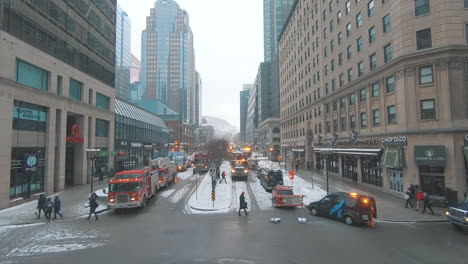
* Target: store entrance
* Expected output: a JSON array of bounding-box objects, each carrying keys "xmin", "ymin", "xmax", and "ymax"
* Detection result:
[{"xmin": 65, "ymin": 145, "xmax": 75, "ymax": 185}]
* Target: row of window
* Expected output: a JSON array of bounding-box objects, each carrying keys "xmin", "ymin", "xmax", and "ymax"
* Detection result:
[{"xmin": 16, "ymin": 60, "xmax": 111, "ymax": 110}]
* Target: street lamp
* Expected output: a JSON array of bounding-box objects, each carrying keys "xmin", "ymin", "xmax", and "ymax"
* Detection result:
[
  {"xmin": 86, "ymin": 148, "xmax": 100, "ymax": 195},
  {"xmin": 323, "ymin": 148, "xmax": 333, "ymax": 194}
]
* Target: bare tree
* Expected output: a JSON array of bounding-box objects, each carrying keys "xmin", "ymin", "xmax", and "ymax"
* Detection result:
[{"xmin": 203, "ymin": 139, "xmax": 229, "ymax": 166}]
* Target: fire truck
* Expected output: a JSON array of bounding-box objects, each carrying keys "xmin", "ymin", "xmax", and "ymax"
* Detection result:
[
  {"xmin": 193, "ymin": 152, "xmax": 210, "ymax": 173},
  {"xmin": 107, "ymin": 168, "xmax": 158, "ymax": 209},
  {"xmin": 150, "ymin": 157, "xmax": 177, "ymax": 188}
]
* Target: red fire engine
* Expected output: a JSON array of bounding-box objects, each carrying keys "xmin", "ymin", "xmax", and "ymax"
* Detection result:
[{"xmin": 150, "ymin": 157, "xmax": 177, "ymax": 189}]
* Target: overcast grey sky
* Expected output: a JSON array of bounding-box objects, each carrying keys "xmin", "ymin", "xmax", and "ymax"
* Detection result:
[{"xmin": 118, "ymin": 0, "xmax": 263, "ymax": 130}]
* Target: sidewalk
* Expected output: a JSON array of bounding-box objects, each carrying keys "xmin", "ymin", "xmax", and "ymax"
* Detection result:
[
  {"xmin": 0, "ymin": 179, "xmax": 109, "ymax": 226},
  {"xmin": 293, "ymin": 167, "xmax": 447, "ymax": 222}
]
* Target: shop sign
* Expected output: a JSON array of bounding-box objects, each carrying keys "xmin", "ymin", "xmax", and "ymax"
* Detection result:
[
  {"xmin": 98, "ymin": 151, "xmax": 109, "ymax": 157},
  {"xmin": 131, "ymin": 142, "xmax": 142, "ymax": 148},
  {"xmin": 144, "ymin": 145, "xmax": 153, "ymax": 149},
  {"xmin": 120, "ymin": 141, "xmax": 128, "ymax": 146},
  {"xmin": 66, "ymin": 124, "xmax": 84, "ymax": 143},
  {"xmin": 382, "ymin": 136, "xmax": 408, "ymax": 146},
  {"xmin": 24, "ymin": 154, "xmax": 38, "ymax": 172},
  {"xmin": 414, "ymin": 145, "xmax": 446, "ymax": 166},
  {"xmin": 13, "ymin": 106, "xmax": 47, "ymax": 122}
]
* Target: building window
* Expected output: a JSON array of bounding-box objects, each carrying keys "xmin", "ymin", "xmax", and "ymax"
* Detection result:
[
  {"xmin": 96, "ymin": 118, "xmax": 109, "ymax": 137},
  {"xmin": 338, "ymin": 32, "xmax": 343, "ymax": 44},
  {"xmin": 324, "ymin": 46, "xmax": 328, "ymax": 57},
  {"xmin": 337, "ymin": 11, "xmax": 342, "ymax": 23},
  {"xmin": 465, "ymin": 0, "xmax": 468, "ymax": 8},
  {"xmin": 341, "ymin": 117, "xmax": 347, "ymax": 131},
  {"xmin": 325, "ymin": 65, "xmax": 329, "ymax": 75},
  {"xmin": 369, "ymin": 53, "xmax": 377, "ymax": 70},
  {"xmin": 360, "ymin": 112, "xmax": 368, "ymax": 128},
  {"xmin": 338, "ymin": 53, "xmax": 343, "ymax": 65},
  {"xmin": 347, "ymin": 45, "xmax": 353, "ymax": 59},
  {"xmin": 329, "ymin": 0, "xmax": 334, "ymax": 12},
  {"xmin": 333, "ymin": 100, "xmax": 338, "ymax": 111},
  {"xmin": 341, "ymin": 96, "xmax": 346, "ymax": 108},
  {"xmin": 367, "ymin": 0, "xmax": 375, "ymax": 16},
  {"xmin": 386, "ymin": 75, "xmax": 395, "ymax": 92},
  {"xmin": 324, "ymin": 28, "xmax": 328, "ymax": 39},
  {"xmin": 373, "ymin": 109, "xmax": 381, "ymax": 125},
  {"xmin": 331, "ymin": 39, "xmax": 335, "ymax": 52},
  {"xmin": 348, "ymin": 68, "xmax": 353, "ymax": 82},
  {"xmin": 383, "ymin": 14, "xmax": 391, "ymax": 33},
  {"xmin": 371, "ymin": 82, "xmax": 379, "ymax": 97},
  {"xmin": 326, "ymin": 103, "xmax": 330, "ymax": 113},
  {"xmin": 360, "ymin": 87, "xmax": 367, "ymax": 102},
  {"xmin": 331, "ymin": 59, "xmax": 336, "ymax": 71},
  {"xmin": 384, "ymin": 43, "xmax": 393, "ymax": 62},
  {"xmin": 419, "ymin": 65, "xmax": 433, "ymax": 84},
  {"xmin": 96, "ymin": 92, "xmax": 110, "ymax": 110},
  {"xmin": 349, "ymin": 92, "xmax": 356, "ymax": 105},
  {"xmin": 16, "ymin": 60, "xmax": 49, "ymax": 91},
  {"xmin": 416, "ymin": 28, "xmax": 432, "ymax": 50},
  {"xmin": 69, "ymin": 78, "xmax": 83, "ymax": 101},
  {"xmin": 323, "ymin": 10, "xmax": 327, "ymax": 21},
  {"xmin": 339, "ymin": 73, "xmax": 344, "ymax": 87},
  {"xmin": 356, "ymin": 12, "xmax": 363, "ymax": 27},
  {"xmin": 12, "ymin": 100, "xmax": 48, "ymax": 132},
  {"xmin": 357, "ymin": 37, "xmax": 363, "ymax": 52},
  {"xmin": 326, "ymin": 121, "xmax": 331, "ymax": 133},
  {"xmin": 330, "ymin": 20, "xmax": 335, "ymax": 32},
  {"xmin": 346, "ymin": 23, "xmax": 352, "ymax": 37},
  {"xmin": 415, "ymin": 0, "xmax": 430, "ymax": 16},
  {"xmin": 369, "ymin": 26, "xmax": 376, "ymax": 43},
  {"xmin": 333, "ymin": 119, "xmax": 339, "ymax": 131},
  {"xmin": 465, "ymin": 24, "xmax": 468, "ymax": 44},
  {"xmin": 57, "ymin": 75, "xmax": 63, "ymax": 95},
  {"xmin": 346, "ymin": 0, "xmax": 351, "ymax": 14},
  {"xmin": 350, "ymin": 115, "xmax": 356, "ymax": 129},
  {"xmin": 421, "ymin": 99, "xmax": 436, "ymax": 120},
  {"xmin": 387, "ymin": 105, "xmax": 397, "ymax": 123},
  {"xmin": 332, "ymin": 78, "xmax": 337, "ymax": 90},
  {"xmin": 358, "ymin": 61, "xmax": 364, "ymax": 76}
]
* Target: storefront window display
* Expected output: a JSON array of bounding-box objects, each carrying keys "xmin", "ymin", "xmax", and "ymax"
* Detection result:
[
  {"xmin": 361, "ymin": 157, "xmax": 383, "ymax": 187},
  {"xmin": 342, "ymin": 156, "xmax": 357, "ymax": 180},
  {"xmin": 10, "ymin": 148, "xmax": 46, "ymax": 199},
  {"xmin": 389, "ymin": 169, "xmax": 404, "ymax": 193}
]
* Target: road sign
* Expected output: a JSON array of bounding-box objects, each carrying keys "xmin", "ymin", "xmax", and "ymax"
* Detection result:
[{"xmin": 211, "ymin": 190, "xmax": 216, "ymax": 201}]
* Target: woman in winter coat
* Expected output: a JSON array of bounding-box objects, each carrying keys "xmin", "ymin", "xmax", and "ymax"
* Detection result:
[
  {"xmin": 53, "ymin": 196, "xmax": 63, "ymax": 219},
  {"xmin": 44, "ymin": 197, "xmax": 54, "ymax": 221}
]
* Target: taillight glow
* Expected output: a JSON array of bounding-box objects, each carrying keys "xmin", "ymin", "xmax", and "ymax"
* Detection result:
[{"xmin": 362, "ymin": 199, "xmax": 369, "ymax": 204}]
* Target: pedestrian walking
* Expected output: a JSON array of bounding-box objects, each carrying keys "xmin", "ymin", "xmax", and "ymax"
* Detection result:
[
  {"xmin": 238, "ymin": 192, "xmax": 248, "ymax": 216},
  {"xmin": 404, "ymin": 185, "xmax": 414, "ymax": 209},
  {"xmin": 422, "ymin": 192, "xmax": 434, "ymax": 214},
  {"xmin": 219, "ymin": 170, "xmax": 227, "ymax": 183},
  {"xmin": 44, "ymin": 197, "xmax": 54, "ymax": 221},
  {"xmin": 352, "ymin": 173, "xmax": 358, "ymax": 184},
  {"xmin": 295, "ymin": 160, "xmax": 299, "ymax": 171},
  {"xmin": 87, "ymin": 193, "xmax": 99, "ymax": 220},
  {"xmin": 36, "ymin": 194, "xmax": 46, "ymax": 219},
  {"xmin": 416, "ymin": 188, "xmax": 424, "ymax": 211},
  {"xmin": 216, "ymin": 169, "xmax": 221, "ymax": 182},
  {"xmin": 98, "ymin": 168, "xmax": 104, "ymax": 184},
  {"xmin": 53, "ymin": 196, "xmax": 63, "ymax": 219}
]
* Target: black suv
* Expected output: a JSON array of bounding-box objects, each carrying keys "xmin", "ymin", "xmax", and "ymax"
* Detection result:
[
  {"xmin": 258, "ymin": 168, "xmax": 283, "ymax": 192},
  {"xmin": 446, "ymin": 196, "xmax": 468, "ymax": 230},
  {"xmin": 307, "ymin": 192, "xmax": 377, "ymax": 226}
]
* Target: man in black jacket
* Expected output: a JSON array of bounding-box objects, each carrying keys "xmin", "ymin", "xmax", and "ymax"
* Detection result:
[
  {"xmin": 53, "ymin": 196, "xmax": 63, "ymax": 219},
  {"xmin": 36, "ymin": 194, "xmax": 46, "ymax": 219},
  {"xmin": 87, "ymin": 193, "xmax": 99, "ymax": 220},
  {"xmin": 238, "ymin": 192, "xmax": 248, "ymax": 216}
]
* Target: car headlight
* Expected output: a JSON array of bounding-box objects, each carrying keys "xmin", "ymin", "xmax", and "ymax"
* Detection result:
[
  {"xmin": 109, "ymin": 198, "xmax": 115, "ymax": 203},
  {"xmin": 130, "ymin": 197, "xmax": 136, "ymax": 201},
  {"xmin": 244, "ymin": 170, "xmax": 248, "ymax": 173},
  {"xmin": 445, "ymin": 211, "xmax": 449, "ymax": 216}
]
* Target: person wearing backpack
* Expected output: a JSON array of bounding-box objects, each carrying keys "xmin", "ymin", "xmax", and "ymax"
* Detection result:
[
  {"xmin": 53, "ymin": 196, "xmax": 63, "ymax": 219},
  {"xmin": 87, "ymin": 193, "xmax": 99, "ymax": 220},
  {"xmin": 45, "ymin": 197, "xmax": 54, "ymax": 221},
  {"xmin": 36, "ymin": 194, "xmax": 46, "ymax": 219}
]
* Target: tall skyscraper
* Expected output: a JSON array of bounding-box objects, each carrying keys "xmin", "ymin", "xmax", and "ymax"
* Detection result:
[
  {"xmin": 195, "ymin": 72, "xmax": 202, "ymax": 126},
  {"xmin": 240, "ymin": 84, "xmax": 252, "ymax": 143},
  {"xmin": 263, "ymin": 0, "xmax": 295, "ymax": 62},
  {"xmin": 141, "ymin": 0, "xmax": 196, "ymax": 123},
  {"xmin": 0, "ymin": 0, "xmax": 116, "ymax": 208},
  {"xmin": 130, "ymin": 54, "xmax": 143, "ymax": 100},
  {"xmin": 115, "ymin": 4, "xmax": 132, "ymax": 100}
]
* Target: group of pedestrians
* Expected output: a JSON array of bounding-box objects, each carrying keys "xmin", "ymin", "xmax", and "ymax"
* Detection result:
[
  {"xmin": 36, "ymin": 194, "xmax": 63, "ymax": 221},
  {"xmin": 405, "ymin": 184, "xmax": 434, "ymax": 214}
]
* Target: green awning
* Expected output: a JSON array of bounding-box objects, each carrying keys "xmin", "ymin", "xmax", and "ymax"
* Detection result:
[{"xmin": 383, "ymin": 147, "xmax": 399, "ymax": 168}]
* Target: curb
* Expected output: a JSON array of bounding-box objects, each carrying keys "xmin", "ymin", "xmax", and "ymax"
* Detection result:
[
  {"xmin": 189, "ymin": 205, "xmax": 232, "ymax": 212},
  {"xmin": 375, "ymin": 219, "xmax": 449, "ymax": 223}
]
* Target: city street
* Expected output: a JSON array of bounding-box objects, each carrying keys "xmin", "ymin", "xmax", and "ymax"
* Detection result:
[{"xmin": 1, "ymin": 168, "xmax": 466, "ymax": 264}]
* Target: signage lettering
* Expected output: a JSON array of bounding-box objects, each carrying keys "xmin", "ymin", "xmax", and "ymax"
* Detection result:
[
  {"xmin": 382, "ymin": 136, "xmax": 408, "ymax": 145},
  {"xmin": 24, "ymin": 154, "xmax": 38, "ymax": 172},
  {"xmin": 131, "ymin": 142, "xmax": 142, "ymax": 148},
  {"xmin": 66, "ymin": 124, "xmax": 84, "ymax": 143}
]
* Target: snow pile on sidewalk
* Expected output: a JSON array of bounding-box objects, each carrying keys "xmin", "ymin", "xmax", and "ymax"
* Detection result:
[
  {"xmin": 284, "ymin": 173, "xmax": 327, "ymax": 205},
  {"xmin": 258, "ymin": 160, "xmax": 281, "ymax": 170},
  {"xmin": 188, "ymin": 162, "xmax": 232, "ymax": 213},
  {"xmin": 177, "ymin": 168, "xmax": 195, "ymax": 180}
]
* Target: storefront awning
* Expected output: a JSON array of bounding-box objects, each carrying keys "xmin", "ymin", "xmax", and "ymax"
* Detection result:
[
  {"xmin": 383, "ymin": 147, "xmax": 399, "ymax": 168},
  {"xmin": 115, "ymin": 99, "xmax": 168, "ymax": 130},
  {"xmin": 414, "ymin": 145, "xmax": 446, "ymax": 166},
  {"xmin": 313, "ymin": 148, "xmax": 382, "ymax": 156}
]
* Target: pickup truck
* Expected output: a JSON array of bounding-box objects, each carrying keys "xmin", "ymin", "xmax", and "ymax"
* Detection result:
[
  {"xmin": 446, "ymin": 196, "xmax": 468, "ymax": 230},
  {"xmin": 272, "ymin": 185, "xmax": 305, "ymax": 208}
]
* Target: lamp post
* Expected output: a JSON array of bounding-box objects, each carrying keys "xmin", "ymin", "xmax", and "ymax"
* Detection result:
[
  {"xmin": 323, "ymin": 147, "xmax": 333, "ymax": 194},
  {"xmin": 86, "ymin": 148, "xmax": 100, "ymax": 195}
]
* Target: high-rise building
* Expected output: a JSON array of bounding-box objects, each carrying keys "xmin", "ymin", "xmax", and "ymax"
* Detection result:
[
  {"xmin": 195, "ymin": 72, "xmax": 202, "ymax": 126},
  {"xmin": 246, "ymin": 82, "xmax": 258, "ymax": 145},
  {"xmin": 279, "ymin": 0, "xmax": 468, "ymax": 200},
  {"xmin": 141, "ymin": 0, "xmax": 196, "ymax": 123},
  {"xmin": 115, "ymin": 4, "xmax": 132, "ymax": 100},
  {"xmin": 130, "ymin": 54, "xmax": 143, "ymax": 100},
  {"xmin": 264, "ymin": 0, "xmax": 295, "ymax": 62},
  {"xmin": 0, "ymin": 0, "xmax": 116, "ymax": 209},
  {"xmin": 240, "ymin": 84, "xmax": 252, "ymax": 143}
]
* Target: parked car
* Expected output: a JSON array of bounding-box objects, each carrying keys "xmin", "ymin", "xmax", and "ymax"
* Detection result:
[
  {"xmin": 259, "ymin": 169, "xmax": 284, "ymax": 192},
  {"xmin": 271, "ymin": 185, "xmax": 304, "ymax": 208},
  {"xmin": 307, "ymin": 192, "xmax": 377, "ymax": 226},
  {"xmin": 446, "ymin": 196, "xmax": 468, "ymax": 231}
]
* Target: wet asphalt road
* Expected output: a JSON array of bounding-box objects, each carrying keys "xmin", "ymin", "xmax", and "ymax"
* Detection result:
[{"xmin": 1, "ymin": 172, "xmax": 467, "ymax": 264}]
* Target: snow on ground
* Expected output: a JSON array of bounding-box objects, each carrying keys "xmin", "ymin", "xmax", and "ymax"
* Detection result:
[
  {"xmin": 188, "ymin": 162, "xmax": 232, "ymax": 214},
  {"xmin": 159, "ymin": 189, "xmax": 176, "ymax": 198},
  {"xmin": 168, "ymin": 184, "xmax": 191, "ymax": 204},
  {"xmin": 284, "ymin": 173, "xmax": 327, "ymax": 205},
  {"xmin": 258, "ymin": 160, "xmax": 281, "ymax": 170},
  {"xmin": 177, "ymin": 168, "xmax": 195, "ymax": 180},
  {"xmin": 249, "ymin": 175, "xmax": 274, "ymax": 210}
]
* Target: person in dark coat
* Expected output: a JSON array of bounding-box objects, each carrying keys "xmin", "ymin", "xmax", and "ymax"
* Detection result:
[
  {"xmin": 422, "ymin": 192, "xmax": 434, "ymax": 214},
  {"xmin": 219, "ymin": 170, "xmax": 227, "ymax": 183},
  {"xmin": 238, "ymin": 192, "xmax": 248, "ymax": 216},
  {"xmin": 405, "ymin": 185, "xmax": 414, "ymax": 209},
  {"xmin": 87, "ymin": 193, "xmax": 99, "ymax": 220},
  {"xmin": 98, "ymin": 168, "xmax": 104, "ymax": 184},
  {"xmin": 53, "ymin": 196, "xmax": 63, "ymax": 219},
  {"xmin": 44, "ymin": 197, "xmax": 54, "ymax": 221},
  {"xmin": 352, "ymin": 173, "xmax": 358, "ymax": 184},
  {"xmin": 36, "ymin": 194, "xmax": 46, "ymax": 219}
]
